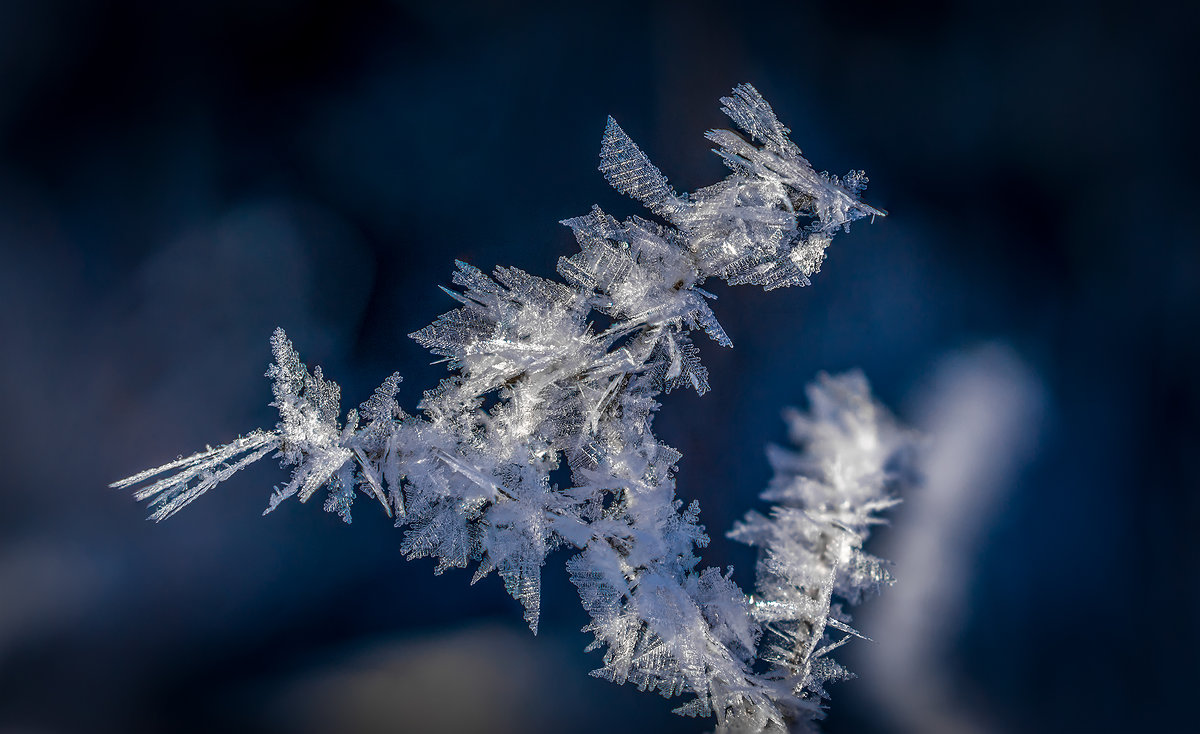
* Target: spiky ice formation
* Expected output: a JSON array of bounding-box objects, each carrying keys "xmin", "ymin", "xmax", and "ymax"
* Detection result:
[{"xmin": 113, "ymin": 85, "xmax": 910, "ymax": 731}]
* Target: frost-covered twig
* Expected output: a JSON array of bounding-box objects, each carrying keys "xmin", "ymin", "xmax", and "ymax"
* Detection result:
[
  {"xmin": 113, "ymin": 85, "xmax": 913, "ymax": 732},
  {"xmin": 727, "ymin": 372, "xmax": 913, "ymax": 730}
]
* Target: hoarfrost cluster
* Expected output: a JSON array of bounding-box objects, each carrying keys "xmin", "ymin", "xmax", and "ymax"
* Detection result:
[{"xmin": 114, "ymin": 85, "xmax": 915, "ymax": 732}]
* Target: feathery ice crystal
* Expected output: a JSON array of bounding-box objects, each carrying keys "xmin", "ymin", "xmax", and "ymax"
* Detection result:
[{"xmin": 113, "ymin": 85, "xmax": 915, "ymax": 732}]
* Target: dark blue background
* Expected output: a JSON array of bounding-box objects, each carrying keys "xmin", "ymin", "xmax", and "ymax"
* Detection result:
[{"xmin": 0, "ymin": 1, "xmax": 1195, "ymax": 732}]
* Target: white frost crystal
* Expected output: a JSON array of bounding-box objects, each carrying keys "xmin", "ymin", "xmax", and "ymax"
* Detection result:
[{"xmin": 113, "ymin": 85, "xmax": 912, "ymax": 732}]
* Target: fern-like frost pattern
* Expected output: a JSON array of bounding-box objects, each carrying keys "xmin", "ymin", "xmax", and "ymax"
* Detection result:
[{"xmin": 112, "ymin": 84, "xmax": 910, "ymax": 732}]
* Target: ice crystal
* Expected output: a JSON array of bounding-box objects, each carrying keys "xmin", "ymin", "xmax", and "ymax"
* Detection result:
[{"xmin": 112, "ymin": 84, "xmax": 912, "ymax": 732}]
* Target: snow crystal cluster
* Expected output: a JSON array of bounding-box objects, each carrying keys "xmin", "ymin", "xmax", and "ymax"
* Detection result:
[{"xmin": 113, "ymin": 85, "xmax": 914, "ymax": 732}]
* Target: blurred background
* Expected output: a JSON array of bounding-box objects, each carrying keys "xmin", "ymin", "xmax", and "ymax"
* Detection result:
[{"xmin": 0, "ymin": 1, "xmax": 1195, "ymax": 732}]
